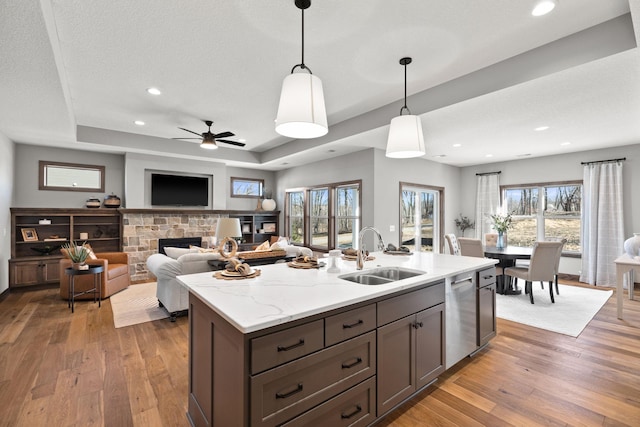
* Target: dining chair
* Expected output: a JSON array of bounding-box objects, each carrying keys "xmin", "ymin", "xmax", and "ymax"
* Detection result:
[
  {"xmin": 459, "ymin": 237, "xmax": 503, "ymax": 276},
  {"xmin": 485, "ymin": 233, "xmax": 507, "ymax": 247},
  {"xmin": 504, "ymin": 241, "xmax": 565, "ymax": 304},
  {"xmin": 445, "ymin": 234, "xmax": 461, "ymax": 255}
]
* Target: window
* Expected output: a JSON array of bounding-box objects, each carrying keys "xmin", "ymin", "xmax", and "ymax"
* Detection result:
[
  {"xmin": 286, "ymin": 190, "xmax": 304, "ymax": 244},
  {"xmin": 39, "ymin": 161, "xmax": 105, "ymax": 192},
  {"xmin": 502, "ymin": 181, "xmax": 582, "ymax": 253},
  {"xmin": 335, "ymin": 184, "xmax": 360, "ymax": 249},
  {"xmin": 285, "ymin": 181, "xmax": 361, "ymax": 251},
  {"xmin": 230, "ymin": 177, "xmax": 263, "ymax": 198},
  {"xmin": 400, "ymin": 183, "xmax": 442, "ymax": 252}
]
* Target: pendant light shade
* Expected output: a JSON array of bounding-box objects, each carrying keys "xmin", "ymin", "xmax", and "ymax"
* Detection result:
[
  {"xmin": 386, "ymin": 115, "xmax": 425, "ymax": 158},
  {"xmin": 385, "ymin": 57, "xmax": 426, "ymax": 159},
  {"xmin": 275, "ymin": 72, "xmax": 328, "ymax": 139},
  {"xmin": 275, "ymin": 0, "xmax": 328, "ymax": 139}
]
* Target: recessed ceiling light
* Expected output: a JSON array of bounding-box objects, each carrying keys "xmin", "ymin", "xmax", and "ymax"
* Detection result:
[
  {"xmin": 238, "ymin": 138, "xmax": 246, "ymax": 143},
  {"xmin": 146, "ymin": 87, "xmax": 161, "ymax": 95},
  {"xmin": 432, "ymin": 154, "xmax": 446, "ymax": 158},
  {"xmin": 452, "ymin": 144, "xmax": 462, "ymax": 148},
  {"xmin": 282, "ymin": 162, "xmax": 289, "ymax": 165},
  {"xmin": 134, "ymin": 120, "xmax": 145, "ymax": 126},
  {"xmin": 328, "ymin": 149, "xmax": 336, "ymax": 153},
  {"xmin": 485, "ymin": 154, "xmax": 493, "ymax": 158},
  {"xmin": 534, "ymin": 126, "xmax": 549, "ymax": 131},
  {"xmin": 560, "ymin": 141, "xmax": 571, "ymax": 146},
  {"xmin": 532, "ymin": 0, "xmax": 557, "ymax": 17}
]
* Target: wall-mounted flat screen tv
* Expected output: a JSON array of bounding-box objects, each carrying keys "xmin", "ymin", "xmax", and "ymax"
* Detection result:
[{"xmin": 151, "ymin": 173, "xmax": 209, "ymax": 206}]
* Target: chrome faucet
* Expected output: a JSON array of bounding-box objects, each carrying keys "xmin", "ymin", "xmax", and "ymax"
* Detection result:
[{"xmin": 357, "ymin": 226, "xmax": 385, "ymax": 270}]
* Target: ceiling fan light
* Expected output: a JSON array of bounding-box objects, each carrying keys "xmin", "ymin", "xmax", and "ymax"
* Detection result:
[
  {"xmin": 200, "ymin": 140, "xmax": 218, "ymax": 150},
  {"xmin": 275, "ymin": 73, "xmax": 328, "ymax": 139},
  {"xmin": 386, "ymin": 115, "xmax": 426, "ymax": 158}
]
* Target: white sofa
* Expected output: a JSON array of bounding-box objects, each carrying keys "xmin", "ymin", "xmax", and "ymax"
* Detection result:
[{"xmin": 146, "ymin": 243, "xmax": 313, "ymax": 321}]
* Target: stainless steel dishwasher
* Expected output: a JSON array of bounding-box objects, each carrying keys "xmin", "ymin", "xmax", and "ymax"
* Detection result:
[{"xmin": 445, "ymin": 272, "xmax": 478, "ymax": 369}]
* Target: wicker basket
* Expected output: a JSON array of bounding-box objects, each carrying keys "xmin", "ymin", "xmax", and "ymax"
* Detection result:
[{"xmin": 237, "ymin": 249, "xmax": 286, "ymax": 260}]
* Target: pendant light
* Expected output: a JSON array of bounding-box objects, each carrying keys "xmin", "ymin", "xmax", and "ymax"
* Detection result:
[
  {"xmin": 275, "ymin": 0, "xmax": 328, "ymax": 139},
  {"xmin": 385, "ymin": 57, "xmax": 426, "ymax": 159}
]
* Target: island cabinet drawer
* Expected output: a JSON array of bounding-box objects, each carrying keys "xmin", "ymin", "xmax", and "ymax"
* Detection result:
[
  {"xmin": 377, "ymin": 282, "xmax": 445, "ymax": 327},
  {"xmin": 478, "ymin": 267, "xmax": 497, "ymax": 288},
  {"xmin": 251, "ymin": 320, "xmax": 324, "ymax": 374},
  {"xmin": 250, "ymin": 331, "xmax": 376, "ymax": 427},
  {"xmin": 325, "ymin": 304, "xmax": 376, "ymax": 347},
  {"xmin": 281, "ymin": 377, "xmax": 376, "ymax": 427}
]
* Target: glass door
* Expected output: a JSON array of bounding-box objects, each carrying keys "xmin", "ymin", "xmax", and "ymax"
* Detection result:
[{"xmin": 400, "ymin": 184, "xmax": 441, "ymax": 253}]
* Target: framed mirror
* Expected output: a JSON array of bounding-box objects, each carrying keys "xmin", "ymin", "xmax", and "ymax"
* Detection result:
[{"xmin": 39, "ymin": 161, "xmax": 105, "ymax": 192}]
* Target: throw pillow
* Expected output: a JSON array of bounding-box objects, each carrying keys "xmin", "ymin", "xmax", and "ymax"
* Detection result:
[
  {"xmin": 190, "ymin": 245, "xmax": 219, "ymax": 254},
  {"xmin": 165, "ymin": 247, "xmax": 193, "ymax": 259},
  {"xmin": 84, "ymin": 243, "xmax": 98, "ymax": 260},
  {"xmin": 255, "ymin": 240, "xmax": 270, "ymax": 251}
]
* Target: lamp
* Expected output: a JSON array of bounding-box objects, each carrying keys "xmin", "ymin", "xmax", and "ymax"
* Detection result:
[
  {"xmin": 200, "ymin": 134, "xmax": 218, "ymax": 150},
  {"xmin": 216, "ymin": 218, "xmax": 242, "ymax": 248},
  {"xmin": 275, "ymin": 0, "xmax": 328, "ymax": 139},
  {"xmin": 385, "ymin": 57, "xmax": 426, "ymax": 159}
]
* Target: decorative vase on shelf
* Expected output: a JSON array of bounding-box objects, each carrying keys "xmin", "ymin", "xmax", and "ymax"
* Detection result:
[
  {"xmin": 496, "ymin": 231, "xmax": 505, "ymax": 249},
  {"xmin": 623, "ymin": 233, "xmax": 640, "ymax": 257},
  {"xmin": 261, "ymin": 198, "xmax": 276, "ymax": 211}
]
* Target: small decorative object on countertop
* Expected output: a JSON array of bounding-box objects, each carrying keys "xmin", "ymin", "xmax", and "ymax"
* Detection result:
[
  {"xmin": 86, "ymin": 197, "xmax": 101, "ymax": 208},
  {"xmin": 103, "ymin": 193, "xmax": 121, "ymax": 208},
  {"xmin": 624, "ymin": 233, "xmax": 640, "ymax": 257}
]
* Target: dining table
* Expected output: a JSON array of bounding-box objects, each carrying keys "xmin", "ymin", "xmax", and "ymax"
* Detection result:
[{"xmin": 484, "ymin": 245, "xmax": 533, "ymax": 295}]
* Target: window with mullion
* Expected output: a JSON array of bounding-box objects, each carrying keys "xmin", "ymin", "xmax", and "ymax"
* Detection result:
[
  {"xmin": 286, "ymin": 190, "xmax": 305, "ymax": 244},
  {"xmin": 309, "ymin": 187, "xmax": 330, "ymax": 250},
  {"xmin": 335, "ymin": 184, "xmax": 360, "ymax": 249}
]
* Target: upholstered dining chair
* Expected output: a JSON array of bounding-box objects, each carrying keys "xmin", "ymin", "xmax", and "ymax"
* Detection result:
[
  {"xmin": 504, "ymin": 241, "xmax": 565, "ymax": 304},
  {"xmin": 458, "ymin": 238, "xmax": 485, "ymax": 258},
  {"xmin": 485, "ymin": 233, "xmax": 507, "ymax": 247},
  {"xmin": 445, "ymin": 234, "xmax": 461, "ymax": 255}
]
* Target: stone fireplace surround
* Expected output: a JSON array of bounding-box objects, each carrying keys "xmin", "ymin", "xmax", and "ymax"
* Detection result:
[{"xmin": 121, "ymin": 209, "xmax": 233, "ymax": 282}]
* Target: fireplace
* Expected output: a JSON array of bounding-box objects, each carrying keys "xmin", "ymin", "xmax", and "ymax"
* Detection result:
[{"xmin": 158, "ymin": 237, "xmax": 202, "ymax": 255}]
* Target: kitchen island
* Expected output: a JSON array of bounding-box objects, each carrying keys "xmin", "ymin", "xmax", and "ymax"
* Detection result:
[{"xmin": 179, "ymin": 252, "xmax": 497, "ymax": 427}]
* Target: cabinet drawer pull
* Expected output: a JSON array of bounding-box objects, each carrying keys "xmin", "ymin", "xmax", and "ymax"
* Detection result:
[
  {"xmin": 275, "ymin": 383, "xmax": 303, "ymax": 399},
  {"xmin": 342, "ymin": 319, "xmax": 364, "ymax": 329},
  {"xmin": 341, "ymin": 405, "xmax": 362, "ymax": 419},
  {"xmin": 277, "ymin": 339, "xmax": 305, "ymax": 352},
  {"xmin": 483, "ymin": 275, "xmax": 494, "ymax": 280},
  {"xmin": 341, "ymin": 357, "xmax": 363, "ymax": 369},
  {"xmin": 413, "ymin": 321, "xmax": 424, "ymax": 329}
]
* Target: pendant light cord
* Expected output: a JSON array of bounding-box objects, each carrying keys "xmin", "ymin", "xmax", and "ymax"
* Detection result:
[
  {"xmin": 291, "ymin": 5, "xmax": 313, "ymax": 74},
  {"xmin": 399, "ymin": 57, "xmax": 412, "ymax": 115}
]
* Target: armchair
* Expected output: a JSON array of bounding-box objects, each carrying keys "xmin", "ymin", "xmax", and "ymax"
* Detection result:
[{"xmin": 60, "ymin": 252, "xmax": 130, "ymax": 300}]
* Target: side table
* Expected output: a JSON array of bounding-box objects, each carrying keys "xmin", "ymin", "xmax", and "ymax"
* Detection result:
[{"xmin": 64, "ymin": 265, "xmax": 104, "ymax": 313}]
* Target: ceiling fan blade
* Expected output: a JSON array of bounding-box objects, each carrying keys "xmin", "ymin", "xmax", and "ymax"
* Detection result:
[
  {"xmin": 178, "ymin": 127, "xmax": 204, "ymax": 137},
  {"xmin": 217, "ymin": 139, "xmax": 246, "ymax": 147},
  {"xmin": 213, "ymin": 131, "xmax": 234, "ymax": 139},
  {"xmin": 172, "ymin": 137, "xmax": 201, "ymax": 140}
]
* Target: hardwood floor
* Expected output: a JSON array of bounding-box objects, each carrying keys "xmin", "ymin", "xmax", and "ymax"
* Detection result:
[{"xmin": 1, "ymin": 282, "xmax": 639, "ymax": 427}]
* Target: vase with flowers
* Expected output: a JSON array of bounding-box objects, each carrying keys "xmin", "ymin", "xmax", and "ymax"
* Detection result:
[{"xmin": 489, "ymin": 211, "xmax": 513, "ymax": 249}]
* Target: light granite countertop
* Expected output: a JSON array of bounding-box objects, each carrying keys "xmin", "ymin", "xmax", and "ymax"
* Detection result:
[{"xmin": 177, "ymin": 252, "xmax": 497, "ymax": 334}]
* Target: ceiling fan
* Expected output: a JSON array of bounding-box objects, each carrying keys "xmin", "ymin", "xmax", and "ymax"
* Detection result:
[{"xmin": 173, "ymin": 120, "xmax": 245, "ymax": 150}]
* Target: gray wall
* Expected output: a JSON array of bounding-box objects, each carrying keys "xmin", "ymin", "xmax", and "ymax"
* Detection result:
[
  {"xmin": 0, "ymin": 133, "xmax": 14, "ymax": 294},
  {"xmin": 123, "ymin": 153, "xmax": 275, "ymax": 210},
  {"xmin": 13, "ymin": 144, "xmax": 125, "ymax": 208},
  {"xmin": 459, "ymin": 143, "xmax": 640, "ymax": 274},
  {"xmin": 275, "ymin": 148, "xmax": 462, "ymax": 252}
]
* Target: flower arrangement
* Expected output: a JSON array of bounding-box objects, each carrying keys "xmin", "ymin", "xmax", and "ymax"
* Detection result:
[
  {"xmin": 454, "ymin": 214, "xmax": 475, "ymax": 236},
  {"xmin": 489, "ymin": 212, "xmax": 513, "ymax": 233}
]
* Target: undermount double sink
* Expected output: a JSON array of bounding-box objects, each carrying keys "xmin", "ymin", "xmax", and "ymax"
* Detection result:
[{"xmin": 339, "ymin": 267, "xmax": 426, "ymax": 285}]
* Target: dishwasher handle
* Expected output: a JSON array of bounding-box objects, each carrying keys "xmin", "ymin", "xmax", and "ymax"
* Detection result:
[{"xmin": 451, "ymin": 276, "xmax": 473, "ymax": 286}]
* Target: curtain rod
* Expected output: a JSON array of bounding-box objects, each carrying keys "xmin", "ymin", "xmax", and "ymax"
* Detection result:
[
  {"xmin": 475, "ymin": 171, "xmax": 501, "ymax": 176},
  {"xmin": 580, "ymin": 157, "xmax": 626, "ymax": 165}
]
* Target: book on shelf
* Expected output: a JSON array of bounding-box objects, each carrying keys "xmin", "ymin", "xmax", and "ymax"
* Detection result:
[{"xmin": 44, "ymin": 238, "xmax": 67, "ymax": 241}]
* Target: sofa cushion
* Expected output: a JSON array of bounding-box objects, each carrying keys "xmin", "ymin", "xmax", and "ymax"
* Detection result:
[{"xmin": 164, "ymin": 246, "xmax": 197, "ymax": 259}]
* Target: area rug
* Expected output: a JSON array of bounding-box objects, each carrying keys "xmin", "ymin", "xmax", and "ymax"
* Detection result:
[
  {"xmin": 110, "ymin": 282, "xmax": 168, "ymax": 328},
  {"xmin": 496, "ymin": 283, "xmax": 612, "ymax": 337}
]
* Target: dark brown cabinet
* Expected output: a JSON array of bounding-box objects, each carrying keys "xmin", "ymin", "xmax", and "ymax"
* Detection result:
[
  {"xmin": 376, "ymin": 295, "xmax": 445, "ymax": 415},
  {"xmin": 9, "ymin": 208, "xmax": 122, "ymax": 288},
  {"xmin": 477, "ymin": 267, "xmax": 497, "ymax": 346},
  {"xmin": 229, "ymin": 211, "xmax": 280, "ymax": 250}
]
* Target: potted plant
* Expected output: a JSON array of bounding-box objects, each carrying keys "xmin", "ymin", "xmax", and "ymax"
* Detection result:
[
  {"xmin": 62, "ymin": 241, "xmax": 90, "ymax": 270},
  {"xmin": 454, "ymin": 214, "xmax": 475, "ymax": 237},
  {"xmin": 489, "ymin": 211, "xmax": 513, "ymax": 248}
]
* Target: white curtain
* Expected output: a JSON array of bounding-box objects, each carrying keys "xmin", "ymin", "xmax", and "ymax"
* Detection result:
[
  {"xmin": 580, "ymin": 161, "xmax": 624, "ymax": 286},
  {"xmin": 475, "ymin": 174, "xmax": 500, "ymax": 240}
]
